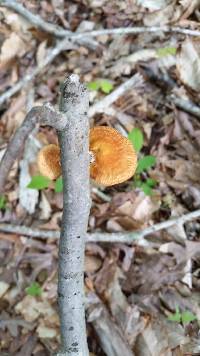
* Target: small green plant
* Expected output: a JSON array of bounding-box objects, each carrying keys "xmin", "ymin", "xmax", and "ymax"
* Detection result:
[
  {"xmin": 0, "ymin": 195, "xmax": 6, "ymax": 210},
  {"xmin": 156, "ymin": 46, "xmax": 177, "ymax": 58},
  {"xmin": 168, "ymin": 306, "xmax": 197, "ymax": 325},
  {"xmin": 128, "ymin": 128, "xmax": 156, "ymax": 195},
  {"xmin": 87, "ymin": 79, "xmax": 113, "ymax": 94},
  {"xmin": 27, "ymin": 175, "xmax": 63, "ymax": 193},
  {"xmin": 25, "ymin": 282, "xmax": 42, "ymax": 297},
  {"xmin": 27, "ymin": 175, "xmax": 51, "ymax": 190},
  {"xmin": 55, "ymin": 176, "xmax": 63, "ymax": 193}
]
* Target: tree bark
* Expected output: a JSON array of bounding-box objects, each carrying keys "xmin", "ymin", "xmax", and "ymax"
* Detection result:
[{"xmin": 57, "ymin": 75, "xmax": 90, "ymax": 356}]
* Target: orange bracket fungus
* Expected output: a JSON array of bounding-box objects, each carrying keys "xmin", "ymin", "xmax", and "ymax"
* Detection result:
[
  {"xmin": 38, "ymin": 126, "xmax": 137, "ymax": 186},
  {"xmin": 37, "ymin": 144, "xmax": 61, "ymax": 180}
]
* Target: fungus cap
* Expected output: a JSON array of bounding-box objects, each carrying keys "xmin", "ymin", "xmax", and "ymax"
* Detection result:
[
  {"xmin": 37, "ymin": 144, "xmax": 61, "ymax": 180},
  {"xmin": 90, "ymin": 126, "xmax": 137, "ymax": 186}
]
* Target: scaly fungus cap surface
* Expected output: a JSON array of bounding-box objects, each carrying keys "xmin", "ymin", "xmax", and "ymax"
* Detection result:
[
  {"xmin": 90, "ymin": 126, "xmax": 137, "ymax": 186},
  {"xmin": 37, "ymin": 144, "xmax": 61, "ymax": 180}
]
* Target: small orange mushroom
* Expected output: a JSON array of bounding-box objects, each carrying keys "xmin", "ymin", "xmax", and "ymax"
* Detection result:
[
  {"xmin": 37, "ymin": 127, "xmax": 137, "ymax": 186},
  {"xmin": 90, "ymin": 126, "xmax": 137, "ymax": 186},
  {"xmin": 37, "ymin": 144, "xmax": 61, "ymax": 180}
]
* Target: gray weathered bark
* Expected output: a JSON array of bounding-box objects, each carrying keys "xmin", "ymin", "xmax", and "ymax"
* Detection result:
[{"xmin": 56, "ymin": 75, "xmax": 90, "ymax": 356}]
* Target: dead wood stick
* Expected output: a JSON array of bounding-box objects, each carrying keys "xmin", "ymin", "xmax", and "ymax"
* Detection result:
[
  {"xmin": 55, "ymin": 75, "xmax": 90, "ymax": 356},
  {"xmin": 1, "ymin": 0, "xmax": 200, "ymax": 39},
  {"xmin": 74, "ymin": 26, "xmax": 200, "ymax": 38},
  {"xmin": 171, "ymin": 95, "xmax": 200, "ymax": 120},
  {"xmin": 0, "ymin": 209, "xmax": 200, "ymax": 244}
]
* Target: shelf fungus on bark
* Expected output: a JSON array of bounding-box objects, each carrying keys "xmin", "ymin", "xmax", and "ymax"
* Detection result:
[
  {"xmin": 37, "ymin": 126, "xmax": 137, "ymax": 186},
  {"xmin": 37, "ymin": 144, "xmax": 61, "ymax": 180}
]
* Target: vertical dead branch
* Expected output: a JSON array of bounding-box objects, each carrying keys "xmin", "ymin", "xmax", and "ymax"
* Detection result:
[{"xmin": 57, "ymin": 75, "xmax": 90, "ymax": 356}]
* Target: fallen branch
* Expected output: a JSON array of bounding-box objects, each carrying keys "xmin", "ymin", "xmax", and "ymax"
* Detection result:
[
  {"xmin": 1, "ymin": 0, "xmax": 200, "ymax": 38},
  {"xmin": 69, "ymin": 26, "xmax": 200, "ymax": 39},
  {"xmin": 171, "ymin": 95, "xmax": 200, "ymax": 120},
  {"xmin": 0, "ymin": 209, "xmax": 200, "ymax": 244}
]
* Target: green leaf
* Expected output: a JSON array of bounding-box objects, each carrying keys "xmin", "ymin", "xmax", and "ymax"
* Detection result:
[
  {"xmin": 157, "ymin": 46, "xmax": 177, "ymax": 57},
  {"xmin": 168, "ymin": 307, "xmax": 181, "ymax": 323},
  {"xmin": 87, "ymin": 79, "xmax": 113, "ymax": 94},
  {"xmin": 100, "ymin": 80, "xmax": 113, "ymax": 94},
  {"xmin": 128, "ymin": 128, "xmax": 144, "ymax": 152},
  {"xmin": 136, "ymin": 155, "xmax": 156, "ymax": 174},
  {"xmin": 25, "ymin": 282, "xmax": 42, "ymax": 297},
  {"xmin": 0, "ymin": 195, "xmax": 6, "ymax": 210},
  {"xmin": 141, "ymin": 183, "xmax": 153, "ymax": 196},
  {"xmin": 55, "ymin": 177, "xmax": 63, "ymax": 193},
  {"xmin": 181, "ymin": 311, "xmax": 197, "ymax": 324},
  {"xmin": 87, "ymin": 81, "xmax": 101, "ymax": 91},
  {"xmin": 27, "ymin": 175, "xmax": 50, "ymax": 190},
  {"xmin": 146, "ymin": 178, "xmax": 157, "ymax": 187}
]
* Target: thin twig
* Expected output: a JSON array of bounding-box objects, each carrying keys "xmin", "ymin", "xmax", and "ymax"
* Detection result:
[
  {"xmin": 0, "ymin": 209, "xmax": 200, "ymax": 244},
  {"xmin": 1, "ymin": 0, "xmax": 200, "ymax": 39},
  {"xmin": 0, "ymin": 37, "xmax": 74, "ymax": 107},
  {"xmin": 67, "ymin": 26, "xmax": 200, "ymax": 39},
  {"xmin": 171, "ymin": 95, "xmax": 200, "ymax": 120},
  {"xmin": 56, "ymin": 75, "xmax": 90, "ymax": 356}
]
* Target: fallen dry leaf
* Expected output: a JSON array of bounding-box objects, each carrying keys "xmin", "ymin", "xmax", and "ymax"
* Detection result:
[
  {"xmin": 176, "ymin": 38, "xmax": 200, "ymax": 92},
  {"xmin": 0, "ymin": 281, "xmax": 9, "ymax": 298},
  {"xmin": 85, "ymin": 255, "xmax": 102, "ymax": 273},
  {"xmin": 137, "ymin": 0, "xmax": 171, "ymax": 11},
  {"xmin": 37, "ymin": 324, "xmax": 57, "ymax": 339},
  {"xmin": 0, "ymin": 32, "xmax": 27, "ymax": 66},
  {"xmin": 15, "ymin": 295, "xmax": 57, "ymax": 323}
]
